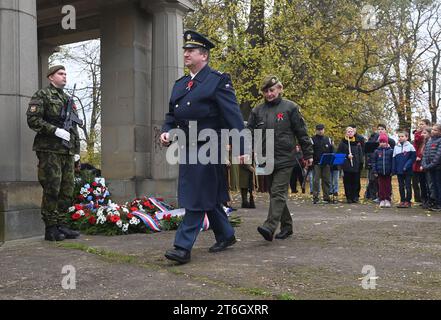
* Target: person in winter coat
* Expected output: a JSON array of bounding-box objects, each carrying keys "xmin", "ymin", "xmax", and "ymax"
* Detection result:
[
  {"xmin": 422, "ymin": 124, "xmax": 441, "ymax": 211},
  {"xmin": 412, "ymin": 119, "xmax": 431, "ymax": 203},
  {"xmin": 372, "ymin": 134, "xmax": 394, "ymax": 208},
  {"xmin": 337, "ymin": 127, "xmax": 364, "ymax": 203},
  {"xmin": 392, "ymin": 132, "xmax": 416, "ymax": 208}
]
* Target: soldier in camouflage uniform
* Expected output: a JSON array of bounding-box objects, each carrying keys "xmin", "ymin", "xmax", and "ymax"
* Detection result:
[{"xmin": 27, "ymin": 65, "xmax": 81, "ymax": 241}]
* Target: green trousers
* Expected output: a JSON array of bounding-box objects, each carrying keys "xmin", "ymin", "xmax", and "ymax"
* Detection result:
[
  {"xmin": 313, "ymin": 164, "xmax": 331, "ymax": 200},
  {"xmin": 263, "ymin": 166, "xmax": 294, "ymax": 233},
  {"xmin": 37, "ymin": 151, "xmax": 74, "ymax": 226}
]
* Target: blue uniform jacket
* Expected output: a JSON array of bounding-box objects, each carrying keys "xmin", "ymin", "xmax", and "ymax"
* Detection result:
[{"xmin": 162, "ymin": 65, "xmax": 245, "ymax": 211}]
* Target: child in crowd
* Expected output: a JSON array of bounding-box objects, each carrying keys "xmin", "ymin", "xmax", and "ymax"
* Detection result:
[
  {"xmin": 392, "ymin": 132, "xmax": 416, "ymax": 208},
  {"xmin": 422, "ymin": 124, "xmax": 441, "ymax": 211},
  {"xmin": 415, "ymin": 127, "xmax": 432, "ymax": 209},
  {"xmin": 372, "ymin": 134, "xmax": 394, "ymax": 208}
]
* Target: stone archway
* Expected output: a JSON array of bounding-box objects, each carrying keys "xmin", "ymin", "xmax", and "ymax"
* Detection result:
[{"xmin": 0, "ymin": 0, "xmax": 193, "ymax": 242}]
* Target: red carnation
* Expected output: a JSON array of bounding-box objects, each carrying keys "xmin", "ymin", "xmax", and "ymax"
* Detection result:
[
  {"xmin": 88, "ymin": 216, "xmax": 97, "ymax": 225},
  {"xmin": 71, "ymin": 213, "xmax": 81, "ymax": 221},
  {"xmin": 75, "ymin": 204, "xmax": 83, "ymax": 211},
  {"xmin": 127, "ymin": 213, "xmax": 134, "ymax": 219},
  {"xmin": 77, "ymin": 195, "xmax": 85, "ymax": 201},
  {"xmin": 130, "ymin": 206, "xmax": 138, "ymax": 212},
  {"xmin": 110, "ymin": 215, "xmax": 120, "ymax": 223},
  {"xmin": 143, "ymin": 201, "xmax": 151, "ymax": 207},
  {"xmin": 91, "ymin": 182, "xmax": 98, "ymax": 187},
  {"xmin": 163, "ymin": 214, "xmax": 171, "ymax": 221},
  {"xmin": 88, "ymin": 188, "xmax": 93, "ymax": 192}
]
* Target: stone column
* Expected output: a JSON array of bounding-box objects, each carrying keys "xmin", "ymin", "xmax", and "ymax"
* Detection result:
[
  {"xmin": 137, "ymin": 0, "xmax": 193, "ymax": 203},
  {"xmin": 100, "ymin": 1, "xmax": 153, "ymax": 203},
  {"xmin": 0, "ymin": 0, "xmax": 43, "ymax": 243},
  {"xmin": 38, "ymin": 43, "xmax": 60, "ymax": 89}
]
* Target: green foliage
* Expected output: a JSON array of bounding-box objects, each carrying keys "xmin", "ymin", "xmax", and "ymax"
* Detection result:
[{"xmin": 185, "ymin": 0, "xmax": 438, "ymax": 137}]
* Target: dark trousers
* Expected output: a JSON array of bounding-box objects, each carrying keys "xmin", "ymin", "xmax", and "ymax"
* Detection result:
[
  {"xmin": 343, "ymin": 171, "xmax": 361, "ymax": 201},
  {"xmin": 174, "ymin": 204, "xmax": 234, "ymax": 251},
  {"xmin": 412, "ymin": 174, "xmax": 422, "ymax": 202},
  {"xmin": 415, "ymin": 172, "xmax": 429, "ymax": 203},
  {"xmin": 397, "ymin": 173, "xmax": 412, "ymax": 203},
  {"xmin": 429, "ymin": 170, "xmax": 441, "ymax": 207},
  {"xmin": 290, "ymin": 165, "xmax": 304, "ymax": 192},
  {"xmin": 377, "ymin": 175, "xmax": 392, "ymax": 201},
  {"xmin": 366, "ymin": 169, "xmax": 378, "ymax": 199},
  {"xmin": 264, "ymin": 166, "xmax": 294, "ymax": 233}
]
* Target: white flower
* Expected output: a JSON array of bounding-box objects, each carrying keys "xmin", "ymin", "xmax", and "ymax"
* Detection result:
[
  {"xmin": 129, "ymin": 217, "xmax": 140, "ymax": 225},
  {"xmin": 122, "ymin": 207, "xmax": 129, "ymax": 214},
  {"xmin": 97, "ymin": 216, "xmax": 106, "ymax": 224},
  {"xmin": 78, "ymin": 210, "xmax": 85, "ymax": 216},
  {"xmin": 122, "ymin": 224, "xmax": 129, "ymax": 232},
  {"xmin": 68, "ymin": 206, "xmax": 76, "ymax": 213},
  {"xmin": 116, "ymin": 220, "xmax": 123, "ymax": 228},
  {"xmin": 97, "ymin": 207, "xmax": 105, "ymax": 217}
]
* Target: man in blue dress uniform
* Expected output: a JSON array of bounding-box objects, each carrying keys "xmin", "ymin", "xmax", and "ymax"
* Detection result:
[{"xmin": 160, "ymin": 30, "xmax": 246, "ymax": 264}]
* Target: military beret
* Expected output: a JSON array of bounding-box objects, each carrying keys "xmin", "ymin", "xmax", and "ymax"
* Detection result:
[
  {"xmin": 183, "ymin": 30, "xmax": 215, "ymax": 50},
  {"xmin": 316, "ymin": 124, "xmax": 325, "ymax": 130},
  {"xmin": 260, "ymin": 75, "xmax": 281, "ymax": 91},
  {"xmin": 47, "ymin": 65, "xmax": 65, "ymax": 78}
]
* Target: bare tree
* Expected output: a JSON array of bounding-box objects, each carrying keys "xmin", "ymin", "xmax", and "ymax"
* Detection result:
[{"xmin": 51, "ymin": 40, "xmax": 101, "ymax": 166}]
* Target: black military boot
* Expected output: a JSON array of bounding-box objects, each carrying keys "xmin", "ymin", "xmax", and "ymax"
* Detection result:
[
  {"xmin": 45, "ymin": 225, "xmax": 66, "ymax": 241},
  {"xmin": 58, "ymin": 225, "xmax": 80, "ymax": 239},
  {"xmin": 248, "ymin": 194, "xmax": 256, "ymax": 209},
  {"xmin": 241, "ymin": 188, "xmax": 250, "ymax": 208}
]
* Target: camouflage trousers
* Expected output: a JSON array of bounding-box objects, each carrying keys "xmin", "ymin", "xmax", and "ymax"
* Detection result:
[{"xmin": 36, "ymin": 151, "xmax": 74, "ymax": 227}]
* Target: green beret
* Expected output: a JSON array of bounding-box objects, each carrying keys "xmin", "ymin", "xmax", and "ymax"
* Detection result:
[
  {"xmin": 261, "ymin": 75, "xmax": 281, "ymax": 91},
  {"xmin": 47, "ymin": 65, "xmax": 65, "ymax": 78}
]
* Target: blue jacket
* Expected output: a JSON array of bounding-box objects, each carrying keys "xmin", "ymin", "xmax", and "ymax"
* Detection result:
[
  {"xmin": 392, "ymin": 141, "xmax": 416, "ymax": 175},
  {"xmin": 372, "ymin": 146, "xmax": 393, "ymax": 176}
]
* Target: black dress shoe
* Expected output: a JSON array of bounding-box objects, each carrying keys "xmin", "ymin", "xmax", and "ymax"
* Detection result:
[
  {"xmin": 164, "ymin": 248, "xmax": 191, "ymax": 264},
  {"xmin": 257, "ymin": 226, "xmax": 273, "ymax": 241},
  {"xmin": 241, "ymin": 202, "xmax": 250, "ymax": 208},
  {"xmin": 57, "ymin": 225, "xmax": 80, "ymax": 239},
  {"xmin": 275, "ymin": 230, "xmax": 293, "ymax": 239},
  {"xmin": 209, "ymin": 236, "xmax": 237, "ymax": 253}
]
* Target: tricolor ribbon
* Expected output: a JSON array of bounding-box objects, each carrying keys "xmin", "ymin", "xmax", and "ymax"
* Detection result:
[
  {"xmin": 131, "ymin": 211, "xmax": 161, "ymax": 232},
  {"xmin": 201, "ymin": 213, "xmax": 210, "ymax": 231}
]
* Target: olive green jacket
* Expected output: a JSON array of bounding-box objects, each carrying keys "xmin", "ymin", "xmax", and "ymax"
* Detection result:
[
  {"xmin": 247, "ymin": 98, "xmax": 313, "ymax": 169},
  {"xmin": 27, "ymin": 84, "xmax": 80, "ymax": 155}
]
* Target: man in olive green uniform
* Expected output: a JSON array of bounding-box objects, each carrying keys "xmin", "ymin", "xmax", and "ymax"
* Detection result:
[
  {"xmin": 27, "ymin": 65, "xmax": 81, "ymax": 241},
  {"xmin": 247, "ymin": 76, "xmax": 313, "ymax": 241}
]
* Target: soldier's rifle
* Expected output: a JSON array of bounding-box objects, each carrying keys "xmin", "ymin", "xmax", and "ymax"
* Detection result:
[{"xmin": 61, "ymin": 84, "xmax": 83, "ymax": 148}]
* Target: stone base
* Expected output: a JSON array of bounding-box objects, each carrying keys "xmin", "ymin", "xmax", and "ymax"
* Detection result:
[
  {"xmin": 106, "ymin": 178, "xmax": 178, "ymax": 207},
  {"xmin": 0, "ymin": 182, "xmax": 44, "ymax": 243}
]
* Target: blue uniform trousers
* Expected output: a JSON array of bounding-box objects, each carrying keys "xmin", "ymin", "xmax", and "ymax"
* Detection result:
[{"xmin": 174, "ymin": 204, "xmax": 234, "ymax": 251}]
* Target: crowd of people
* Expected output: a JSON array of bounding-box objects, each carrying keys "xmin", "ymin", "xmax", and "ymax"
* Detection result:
[{"xmin": 226, "ymin": 120, "xmax": 441, "ymax": 213}]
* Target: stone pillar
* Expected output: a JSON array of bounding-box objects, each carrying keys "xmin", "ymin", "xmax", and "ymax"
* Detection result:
[
  {"xmin": 0, "ymin": 0, "xmax": 43, "ymax": 243},
  {"xmin": 100, "ymin": 1, "xmax": 153, "ymax": 203},
  {"xmin": 136, "ymin": 0, "xmax": 193, "ymax": 204},
  {"xmin": 100, "ymin": 0, "xmax": 192, "ymax": 204},
  {"xmin": 38, "ymin": 43, "xmax": 60, "ymax": 89}
]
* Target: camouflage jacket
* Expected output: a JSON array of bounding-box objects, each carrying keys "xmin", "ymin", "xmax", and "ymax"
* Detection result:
[{"xmin": 27, "ymin": 84, "xmax": 80, "ymax": 155}]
